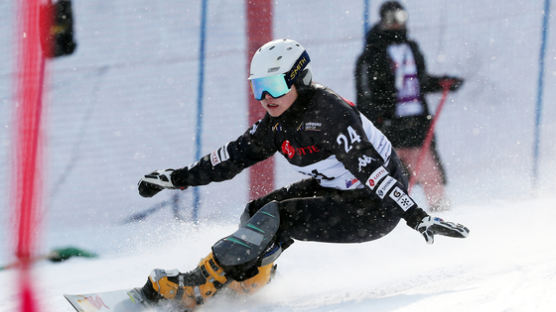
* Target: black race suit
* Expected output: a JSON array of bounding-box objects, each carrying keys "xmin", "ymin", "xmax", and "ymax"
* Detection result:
[{"xmin": 171, "ymin": 83, "xmax": 427, "ymax": 247}]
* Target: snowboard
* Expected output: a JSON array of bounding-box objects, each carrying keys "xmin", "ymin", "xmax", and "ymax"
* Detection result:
[{"xmin": 64, "ymin": 288, "xmax": 158, "ymax": 312}]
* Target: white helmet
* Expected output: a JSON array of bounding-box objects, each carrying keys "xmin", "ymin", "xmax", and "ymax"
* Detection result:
[{"xmin": 248, "ymin": 39, "xmax": 312, "ymax": 100}]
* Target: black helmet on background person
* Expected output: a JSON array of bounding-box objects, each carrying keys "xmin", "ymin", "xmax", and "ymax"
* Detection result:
[{"xmin": 379, "ymin": 1, "xmax": 408, "ymax": 29}]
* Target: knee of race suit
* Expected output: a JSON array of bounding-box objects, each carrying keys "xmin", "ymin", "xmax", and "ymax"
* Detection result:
[{"xmin": 212, "ymin": 201, "xmax": 293, "ymax": 281}]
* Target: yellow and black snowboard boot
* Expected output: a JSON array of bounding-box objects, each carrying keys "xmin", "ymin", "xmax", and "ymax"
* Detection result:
[
  {"xmin": 227, "ymin": 262, "xmax": 277, "ymax": 295},
  {"xmin": 141, "ymin": 252, "xmax": 228, "ymax": 311}
]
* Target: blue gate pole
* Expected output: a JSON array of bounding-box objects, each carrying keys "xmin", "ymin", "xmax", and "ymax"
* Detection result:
[
  {"xmin": 193, "ymin": 0, "xmax": 208, "ymax": 222},
  {"xmin": 532, "ymin": 0, "xmax": 551, "ymax": 187},
  {"xmin": 363, "ymin": 0, "xmax": 370, "ymax": 46}
]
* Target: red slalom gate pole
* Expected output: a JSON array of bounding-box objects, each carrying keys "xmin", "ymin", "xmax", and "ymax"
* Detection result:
[
  {"xmin": 13, "ymin": 0, "xmax": 50, "ymax": 311},
  {"xmin": 408, "ymin": 84, "xmax": 451, "ymax": 192},
  {"xmin": 246, "ymin": 0, "xmax": 274, "ymax": 200}
]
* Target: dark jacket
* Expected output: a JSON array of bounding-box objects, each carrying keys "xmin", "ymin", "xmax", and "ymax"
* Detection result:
[
  {"xmin": 355, "ymin": 24, "xmax": 444, "ymax": 147},
  {"xmin": 172, "ymin": 83, "xmax": 426, "ymax": 228}
]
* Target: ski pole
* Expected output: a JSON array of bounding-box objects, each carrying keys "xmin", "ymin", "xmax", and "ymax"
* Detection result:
[{"xmin": 408, "ymin": 82, "xmax": 452, "ymax": 192}]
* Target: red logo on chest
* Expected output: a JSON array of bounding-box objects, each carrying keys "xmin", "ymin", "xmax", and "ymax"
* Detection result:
[{"xmin": 281, "ymin": 140, "xmax": 320, "ymax": 159}]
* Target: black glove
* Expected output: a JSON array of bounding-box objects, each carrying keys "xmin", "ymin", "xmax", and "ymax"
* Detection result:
[
  {"xmin": 138, "ymin": 169, "xmax": 183, "ymax": 198},
  {"xmin": 439, "ymin": 76, "xmax": 464, "ymax": 91},
  {"xmin": 415, "ymin": 216, "xmax": 469, "ymax": 244}
]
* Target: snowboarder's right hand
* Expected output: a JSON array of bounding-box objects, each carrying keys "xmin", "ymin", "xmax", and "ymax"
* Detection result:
[
  {"xmin": 415, "ymin": 216, "xmax": 469, "ymax": 244},
  {"xmin": 138, "ymin": 169, "xmax": 182, "ymax": 197},
  {"xmin": 439, "ymin": 76, "xmax": 464, "ymax": 91}
]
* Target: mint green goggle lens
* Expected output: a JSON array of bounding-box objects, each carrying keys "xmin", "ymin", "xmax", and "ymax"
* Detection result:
[{"xmin": 250, "ymin": 74, "xmax": 291, "ymax": 101}]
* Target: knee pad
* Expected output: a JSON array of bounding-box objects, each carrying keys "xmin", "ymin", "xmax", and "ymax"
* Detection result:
[{"xmin": 212, "ymin": 201, "xmax": 281, "ymax": 281}]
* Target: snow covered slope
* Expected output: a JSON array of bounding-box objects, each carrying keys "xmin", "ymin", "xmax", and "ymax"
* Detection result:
[
  {"xmin": 1, "ymin": 196, "xmax": 556, "ymax": 311},
  {"xmin": 0, "ymin": 0, "xmax": 555, "ymax": 311}
]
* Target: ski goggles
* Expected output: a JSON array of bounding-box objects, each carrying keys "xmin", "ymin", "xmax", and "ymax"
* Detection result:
[
  {"xmin": 382, "ymin": 9, "xmax": 408, "ymax": 27},
  {"xmin": 250, "ymin": 74, "xmax": 291, "ymax": 101},
  {"xmin": 249, "ymin": 50, "xmax": 310, "ymax": 101}
]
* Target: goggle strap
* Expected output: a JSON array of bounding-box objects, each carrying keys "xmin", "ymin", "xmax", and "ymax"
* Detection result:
[{"xmin": 284, "ymin": 50, "xmax": 310, "ymax": 87}]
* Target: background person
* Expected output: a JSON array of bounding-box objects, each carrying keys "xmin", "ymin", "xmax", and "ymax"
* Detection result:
[{"xmin": 355, "ymin": 1, "xmax": 464, "ymax": 211}]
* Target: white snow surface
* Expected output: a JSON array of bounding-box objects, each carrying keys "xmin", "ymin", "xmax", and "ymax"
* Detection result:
[
  {"xmin": 1, "ymin": 0, "xmax": 556, "ymax": 311},
  {"xmin": 2, "ymin": 196, "xmax": 556, "ymax": 312}
]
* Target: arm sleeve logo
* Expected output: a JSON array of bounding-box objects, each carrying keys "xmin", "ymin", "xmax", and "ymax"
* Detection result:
[{"xmin": 210, "ymin": 144, "xmax": 230, "ymax": 166}]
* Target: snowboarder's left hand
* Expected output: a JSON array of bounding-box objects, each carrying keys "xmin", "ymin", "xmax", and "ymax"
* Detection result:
[
  {"xmin": 416, "ymin": 216, "xmax": 469, "ymax": 244},
  {"xmin": 138, "ymin": 169, "xmax": 182, "ymax": 197}
]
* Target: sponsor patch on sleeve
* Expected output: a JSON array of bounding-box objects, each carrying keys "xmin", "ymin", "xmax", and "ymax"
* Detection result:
[
  {"xmin": 388, "ymin": 186, "xmax": 414, "ymax": 211},
  {"xmin": 210, "ymin": 144, "xmax": 230, "ymax": 166},
  {"xmin": 376, "ymin": 176, "xmax": 396, "ymax": 199},
  {"xmin": 365, "ymin": 166, "xmax": 388, "ymax": 190}
]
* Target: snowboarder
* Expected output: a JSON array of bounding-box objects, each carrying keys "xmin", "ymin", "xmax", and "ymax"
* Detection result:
[
  {"xmin": 355, "ymin": 1, "xmax": 464, "ymax": 211},
  {"xmin": 138, "ymin": 38, "xmax": 469, "ymax": 311}
]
